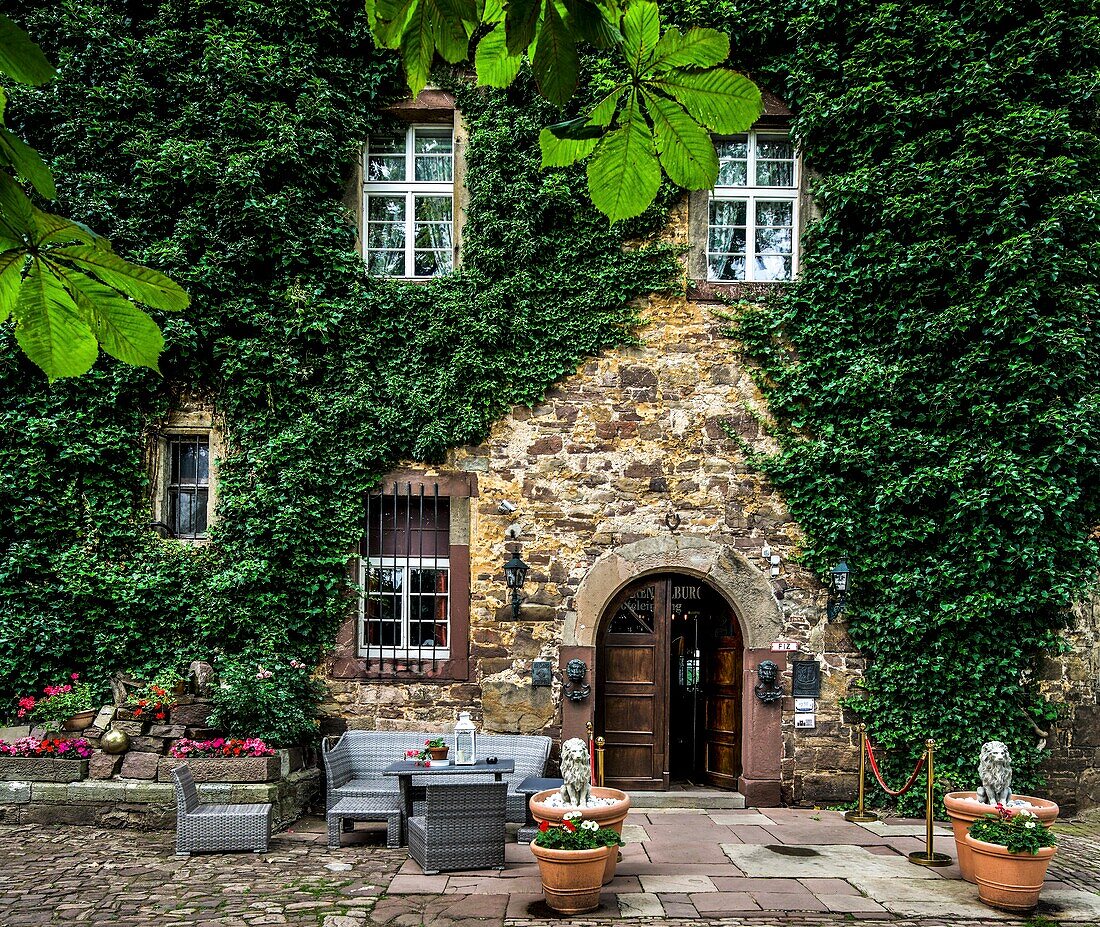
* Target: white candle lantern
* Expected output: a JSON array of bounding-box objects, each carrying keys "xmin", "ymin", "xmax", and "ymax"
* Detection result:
[{"xmin": 454, "ymin": 711, "xmax": 477, "ymax": 766}]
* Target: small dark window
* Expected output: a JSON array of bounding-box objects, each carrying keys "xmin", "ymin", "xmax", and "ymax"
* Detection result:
[
  {"xmin": 168, "ymin": 435, "xmax": 209, "ymax": 538},
  {"xmin": 608, "ymin": 584, "xmax": 656, "ymax": 634}
]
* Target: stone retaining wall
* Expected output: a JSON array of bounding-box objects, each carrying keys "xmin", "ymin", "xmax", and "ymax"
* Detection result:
[{"xmin": 0, "ymin": 769, "xmax": 320, "ymax": 830}]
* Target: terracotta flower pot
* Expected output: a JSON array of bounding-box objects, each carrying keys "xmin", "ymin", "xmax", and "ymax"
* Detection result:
[
  {"xmin": 945, "ymin": 792, "xmax": 1059, "ymax": 883},
  {"xmin": 428, "ymin": 746, "xmax": 449, "ymax": 761},
  {"xmin": 963, "ymin": 833, "xmax": 1056, "ymax": 913},
  {"xmin": 62, "ymin": 710, "xmax": 96, "ymax": 732},
  {"xmin": 529, "ymin": 787, "xmax": 630, "ymax": 884},
  {"xmin": 530, "ymin": 841, "xmax": 610, "ymax": 914}
]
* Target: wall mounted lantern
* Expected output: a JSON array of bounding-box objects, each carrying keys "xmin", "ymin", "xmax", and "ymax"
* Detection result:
[
  {"xmin": 503, "ymin": 550, "xmax": 530, "ymax": 620},
  {"xmin": 827, "ymin": 560, "xmax": 850, "ymax": 621}
]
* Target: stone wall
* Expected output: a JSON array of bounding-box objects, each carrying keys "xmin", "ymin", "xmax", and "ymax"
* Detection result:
[
  {"xmin": 1041, "ymin": 588, "xmax": 1100, "ymax": 816},
  {"xmin": 323, "ymin": 200, "xmax": 868, "ymax": 804}
]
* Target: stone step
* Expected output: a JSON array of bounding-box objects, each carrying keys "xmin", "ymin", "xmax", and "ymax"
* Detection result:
[{"xmin": 626, "ymin": 789, "xmax": 746, "ymax": 809}]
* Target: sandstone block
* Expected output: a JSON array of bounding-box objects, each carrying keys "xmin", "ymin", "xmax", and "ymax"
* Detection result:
[
  {"xmin": 120, "ymin": 752, "xmax": 161, "ymax": 780},
  {"xmin": 168, "ymin": 702, "xmax": 212, "ymax": 727},
  {"xmin": 147, "ymin": 724, "xmax": 187, "ymax": 739},
  {"xmin": 481, "ymin": 673, "xmax": 555, "ymax": 734},
  {"xmin": 0, "ymin": 782, "xmax": 30, "ymax": 803},
  {"xmin": 90, "ymin": 751, "xmax": 122, "ymax": 780},
  {"xmin": 112, "ymin": 719, "xmax": 147, "ymax": 736},
  {"xmin": 0, "ymin": 757, "xmax": 87, "ymax": 783},
  {"xmin": 157, "ymin": 755, "xmax": 280, "ymax": 783},
  {"xmin": 128, "ymin": 736, "xmax": 167, "ymax": 754}
]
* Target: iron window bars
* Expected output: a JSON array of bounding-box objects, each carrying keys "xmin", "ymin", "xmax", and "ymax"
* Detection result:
[
  {"xmin": 359, "ymin": 482, "xmax": 451, "ymax": 671},
  {"xmin": 167, "ymin": 434, "xmax": 210, "ymax": 539}
]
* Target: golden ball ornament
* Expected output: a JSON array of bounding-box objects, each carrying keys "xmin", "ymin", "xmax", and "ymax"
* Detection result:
[{"xmin": 100, "ymin": 727, "xmax": 130, "ymax": 754}]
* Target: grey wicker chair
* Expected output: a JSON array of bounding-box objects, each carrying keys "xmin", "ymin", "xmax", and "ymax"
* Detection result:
[
  {"xmin": 171, "ymin": 765, "xmax": 272, "ymax": 856},
  {"xmin": 408, "ymin": 780, "xmax": 507, "ymax": 874}
]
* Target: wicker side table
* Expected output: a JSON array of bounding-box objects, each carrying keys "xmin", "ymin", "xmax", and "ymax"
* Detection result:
[
  {"xmin": 515, "ymin": 776, "xmax": 564, "ymax": 844},
  {"xmin": 327, "ymin": 796, "xmax": 403, "ymax": 849}
]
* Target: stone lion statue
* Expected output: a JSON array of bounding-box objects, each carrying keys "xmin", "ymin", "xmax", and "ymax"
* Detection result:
[
  {"xmin": 976, "ymin": 741, "xmax": 1013, "ymax": 806},
  {"xmin": 558, "ymin": 737, "xmax": 592, "ymax": 807}
]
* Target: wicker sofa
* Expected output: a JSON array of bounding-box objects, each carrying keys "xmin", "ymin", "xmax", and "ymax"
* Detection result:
[{"xmin": 322, "ymin": 730, "xmax": 551, "ymax": 824}]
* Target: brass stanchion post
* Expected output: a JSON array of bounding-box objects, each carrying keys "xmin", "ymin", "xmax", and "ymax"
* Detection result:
[
  {"xmin": 909, "ymin": 738, "xmax": 951, "ymax": 867},
  {"xmin": 595, "ymin": 736, "xmax": 605, "ymax": 788},
  {"xmin": 845, "ymin": 723, "xmax": 878, "ymax": 823}
]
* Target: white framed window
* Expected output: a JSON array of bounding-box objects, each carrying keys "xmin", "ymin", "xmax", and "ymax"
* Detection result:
[
  {"xmin": 359, "ymin": 559, "xmax": 451, "ymax": 658},
  {"xmin": 363, "ymin": 125, "xmax": 454, "ymax": 279},
  {"xmin": 708, "ymin": 131, "xmax": 799, "ymax": 282}
]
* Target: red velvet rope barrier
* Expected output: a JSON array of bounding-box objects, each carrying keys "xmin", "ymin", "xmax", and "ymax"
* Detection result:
[{"xmin": 865, "ymin": 737, "xmax": 926, "ymax": 796}]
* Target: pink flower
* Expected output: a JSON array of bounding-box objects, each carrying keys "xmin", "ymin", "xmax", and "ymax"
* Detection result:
[{"xmin": 71, "ymin": 673, "xmax": 80, "ymax": 681}]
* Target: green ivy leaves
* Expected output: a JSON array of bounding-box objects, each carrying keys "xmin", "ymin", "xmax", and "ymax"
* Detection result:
[
  {"xmin": 367, "ymin": 0, "xmax": 761, "ymax": 222},
  {"xmin": 0, "ymin": 13, "xmax": 190, "ymax": 379}
]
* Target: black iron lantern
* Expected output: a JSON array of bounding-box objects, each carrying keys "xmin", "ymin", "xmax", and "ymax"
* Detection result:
[
  {"xmin": 827, "ymin": 560, "xmax": 850, "ymax": 621},
  {"xmin": 503, "ymin": 551, "xmax": 529, "ymax": 619}
]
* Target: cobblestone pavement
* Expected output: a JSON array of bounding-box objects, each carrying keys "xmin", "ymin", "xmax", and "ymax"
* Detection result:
[{"xmin": 1, "ymin": 813, "xmax": 1098, "ymax": 927}]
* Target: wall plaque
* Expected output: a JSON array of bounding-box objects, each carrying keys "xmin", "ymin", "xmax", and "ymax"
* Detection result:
[
  {"xmin": 794, "ymin": 697, "xmax": 816, "ymax": 713},
  {"xmin": 791, "ymin": 659, "xmax": 821, "ymax": 698},
  {"xmin": 794, "ymin": 714, "xmax": 816, "ymax": 729},
  {"xmin": 531, "ymin": 660, "xmax": 552, "ymax": 687}
]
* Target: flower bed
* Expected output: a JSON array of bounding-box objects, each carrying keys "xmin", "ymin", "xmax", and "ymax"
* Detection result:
[
  {"xmin": 157, "ymin": 737, "xmax": 279, "ymax": 782},
  {"xmin": 0, "ymin": 737, "xmax": 91, "ymax": 782}
]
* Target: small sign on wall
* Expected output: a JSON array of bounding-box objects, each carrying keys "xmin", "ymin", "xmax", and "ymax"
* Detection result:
[
  {"xmin": 794, "ymin": 714, "xmax": 816, "ymax": 730},
  {"xmin": 771, "ymin": 641, "xmax": 799, "ymax": 652},
  {"xmin": 794, "ymin": 698, "xmax": 816, "ymax": 713}
]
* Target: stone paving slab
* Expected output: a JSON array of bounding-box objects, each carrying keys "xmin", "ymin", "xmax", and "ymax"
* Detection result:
[
  {"xmin": 719, "ymin": 843, "xmax": 943, "ymax": 879},
  {"xmin": 847, "ymin": 875, "xmax": 1013, "ymax": 920},
  {"xmin": 708, "ymin": 812, "xmax": 777, "ymax": 826}
]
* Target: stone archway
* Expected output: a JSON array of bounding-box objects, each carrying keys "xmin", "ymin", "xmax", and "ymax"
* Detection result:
[{"xmin": 560, "ymin": 535, "xmax": 786, "ymax": 805}]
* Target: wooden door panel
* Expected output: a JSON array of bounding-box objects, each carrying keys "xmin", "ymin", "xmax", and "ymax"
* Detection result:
[
  {"xmin": 604, "ymin": 694, "xmax": 656, "ymax": 735},
  {"xmin": 702, "ymin": 632, "xmax": 743, "ymax": 790},
  {"xmin": 598, "ymin": 579, "xmax": 669, "ymax": 790},
  {"xmin": 604, "ymin": 645, "xmax": 655, "ymax": 682}
]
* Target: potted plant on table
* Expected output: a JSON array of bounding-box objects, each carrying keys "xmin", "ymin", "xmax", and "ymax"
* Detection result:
[
  {"xmin": 530, "ymin": 811, "xmax": 624, "ymax": 914},
  {"xmin": 964, "ymin": 805, "xmax": 1057, "ymax": 913}
]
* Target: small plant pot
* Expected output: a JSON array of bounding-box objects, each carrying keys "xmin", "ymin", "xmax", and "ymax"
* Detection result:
[
  {"xmin": 945, "ymin": 792, "xmax": 1059, "ymax": 883},
  {"xmin": 428, "ymin": 747, "xmax": 449, "ymax": 761},
  {"xmin": 530, "ymin": 842, "xmax": 610, "ymax": 914},
  {"xmin": 963, "ymin": 834, "xmax": 1056, "ymax": 913},
  {"xmin": 62, "ymin": 710, "xmax": 96, "ymax": 732}
]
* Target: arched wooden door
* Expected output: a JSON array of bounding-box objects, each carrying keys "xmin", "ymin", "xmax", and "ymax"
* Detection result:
[{"xmin": 597, "ymin": 574, "xmax": 743, "ymax": 791}]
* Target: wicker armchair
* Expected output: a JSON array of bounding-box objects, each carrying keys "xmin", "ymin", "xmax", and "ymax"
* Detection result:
[
  {"xmin": 171, "ymin": 765, "xmax": 272, "ymax": 856},
  {"xmin": 408, "ymin": 781, "xmax": 507, "ymax": 874}
]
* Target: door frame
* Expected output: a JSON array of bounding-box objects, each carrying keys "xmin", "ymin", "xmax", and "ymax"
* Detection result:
[
  {"xmin": 560, "ymin": 537, "xmax": 787, "ymax": 806},
  {"xmin": 596, "ymin": 572, "xmax": 743, "ymax": 791}
]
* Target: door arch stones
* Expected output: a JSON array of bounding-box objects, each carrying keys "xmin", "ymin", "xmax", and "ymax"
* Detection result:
[{"xmin": 560, "ymin": 535, "xmax": 787, "ymax": 805}]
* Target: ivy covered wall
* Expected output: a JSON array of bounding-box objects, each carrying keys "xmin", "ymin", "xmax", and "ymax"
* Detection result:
[
  {"xmin": 0, "ymin": 0, "xmax": 678, "ymax": 700},
  {"xmin": 2, "ymin": 0, "xmax": 1099, "ymax": 800}
]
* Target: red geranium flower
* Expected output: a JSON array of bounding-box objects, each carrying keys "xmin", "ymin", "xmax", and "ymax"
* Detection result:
[
  {"xmin": 563, "ymin": 821, "xmax": 576, "ymax": 832},
  {"xmin": 538, "ymin": 820, "xmax": 550, "ymax": 832}
]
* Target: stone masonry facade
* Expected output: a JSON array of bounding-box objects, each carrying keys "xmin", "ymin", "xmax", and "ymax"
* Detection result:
[
  {"xmin": 322, "ymin": 198, "xmax": 1097, "ymax": 812},
  {"xmin": 323, "ymin": 200, "xmax": 867, "ymax": 806}
]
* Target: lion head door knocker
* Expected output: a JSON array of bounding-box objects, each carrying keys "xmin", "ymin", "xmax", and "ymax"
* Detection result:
[
  {"xmin": 754, "ymin": 659, "xmax": 784, "ymax": 704},
  {"xmin": 565, "ymin": 658, "xmax": 591, "ymax": 702}
]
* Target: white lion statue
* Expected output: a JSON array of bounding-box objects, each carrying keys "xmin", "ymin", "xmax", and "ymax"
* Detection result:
[
  {"xmin": 558, "ymin": 737, "xmax": 593, "ymax": 807},
  {"xmin": 976, "ymin": 741, "xmax": 1013, "ymax": 806}
]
